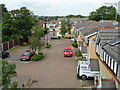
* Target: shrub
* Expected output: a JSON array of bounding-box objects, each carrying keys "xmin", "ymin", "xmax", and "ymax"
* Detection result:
[
  {"xmin": 38, "ymin": 52, "xmax": 43, "ymax": 55},
  {"xmin": 46, "ymin": 44, "xmax": 51, "ymax": 48},
  {"xmin": 75, "ymin": 51, "xmax": 82, "ymax": 57},
  {"xmin": 72, "ymin": 42, "xmax": 74, "ymax": 47},
  {"xmin": 72, "ymin": 42, "xmax": 78, "ymax": 48},
  {"xmin": 57, "ymin": 36, "xmax": 61, "ymax": 39},
  {"xmin": 31, "ymin": 54, "xmax": 44, "ymax": 61},
  {"xmin": 68, "ymin": 36, "xmax": 71, "ymax": 39},
  {"xmin": 74, "ymin": 43, "xmax": 78, "ymax": 48},
  {"xmin": 76, "ymin": 56, "xmax": 87, "ymax": 62},
  {"xmin": 21, "ymin": 42, "xmax": 27, "ymax": 46},
  {"xmin": 73, "ymin": 39, "xmax": 77, "ymax": 43},
  {"xmin": 10, "ymin": 81, "xmax": 18, "ymax": 88},
  {"xmin": 64, "ymin": 37, "xmax": 68, "ymax": 39}
]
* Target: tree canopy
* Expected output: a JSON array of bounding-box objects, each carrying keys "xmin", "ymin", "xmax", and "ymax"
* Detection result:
[
  {"xmin": 60, "ymin": 19, "xmax": 72, "ymax": 35},
  {"xmin": 66, "ymin": 14, "xmax": 86, "ymax": 18},
  {"xmin": 2, "ymin": 4, "xmax": 39, "ymax": 43},
  {"xmin": 89, "ymin": 6, "xmax": 119, "ymax": 21},
  {"xmin": 29, "ymin": 24, "xmax": 44, "ymax": 54},
  {"xmin": 0, "ymin": 58, "xmax": 17, "ymax": 89},
  {"xmin": 60, "ymin": 20, "xmax": 67, "ymax": 35}
]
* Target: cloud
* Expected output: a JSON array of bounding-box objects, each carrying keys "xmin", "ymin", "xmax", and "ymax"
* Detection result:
[{"xmin": 1, "ymin": 0, "xmax": 120, "ymax": 16}]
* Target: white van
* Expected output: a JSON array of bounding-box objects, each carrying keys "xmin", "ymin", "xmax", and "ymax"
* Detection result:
[{"xmin": 76, "ymin": 61, "xmax": 99, "ymax": 80}]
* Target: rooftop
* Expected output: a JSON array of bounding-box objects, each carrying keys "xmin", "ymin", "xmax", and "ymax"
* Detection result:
[
  {"xmin": 90, "ymin": 59, "xmax": 100, "ymax": 71},
  {"xmin": 98, "ymin": 29, "xmax": 120, "ymax": 46},
  {"xmin": 80, "ymin": 25, "xmax": 99, "ymax": 37},
  {"xmin": 74, "ymin": 21, "xmax": 94, "ymax": 29},
  {"xmin": 101, "ymin": 79, "xmax": 116, "ymax": 88},
  {"xmin": 103, "ymin": 37, "xmax": 120, "ymax": 64}
]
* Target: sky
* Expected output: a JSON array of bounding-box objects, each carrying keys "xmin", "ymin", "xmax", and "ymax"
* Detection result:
[{"xmin": 1, "ymin": 0, "xmax": 120, "ymax": 16}]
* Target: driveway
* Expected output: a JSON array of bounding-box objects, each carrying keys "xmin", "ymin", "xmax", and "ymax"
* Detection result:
[
  {"xmin": 6, "ymin": 46, "xmax": 30, "ymax": 62},
  {"xmin": 15, "ymin": 39, "xmax": 81, "ymax": 88}
]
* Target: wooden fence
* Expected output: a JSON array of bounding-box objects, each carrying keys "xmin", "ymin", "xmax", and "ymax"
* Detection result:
[{"xmin": 0, "ymin": 39, "xmax": 20, "ymax": 51}]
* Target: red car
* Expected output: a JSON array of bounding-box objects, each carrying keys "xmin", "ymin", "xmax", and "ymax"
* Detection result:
[
  {"xmin": 20, "ymin": 50, "xmax": 35, "ymax": 61},
  {"xmin": 64, "ymin": 48, "xmax": 73, "ymax": 57}
]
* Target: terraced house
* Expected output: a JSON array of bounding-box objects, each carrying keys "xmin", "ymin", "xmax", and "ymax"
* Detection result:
[
  {"xmin": 95, "ymin": 28, "xmax": 120, "ymax": 88},
  {"xmin": 74, "ymin": 20, "xmax": 114, "ymax": 59},
  {"xmin": 73, "ymin": 20, "xmax": 120, "ymax": 88}
]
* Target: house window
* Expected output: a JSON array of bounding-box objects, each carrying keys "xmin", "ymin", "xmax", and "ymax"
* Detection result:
[
  {"xmin": 102, "ymin": 51, "xmax": 104, "ymax": 61},
  {"xmin": 117, "ymin": 64, "xmax": 120, "ymax": 79},
  {"xmin": 98, "ymin": 43, "xmax": 100, "ymax": 55},
  {"xmin": 114, "ymin": 61, "xmax": 117, "ymax": 74},
  {"xmin": 104, "ymin": 52, "xmax": 106, "ymax": 62},
  {"xmin": 110, "ymin": 57, "xmax": 112, "ymax": 68},
  {"xmin": 116, "ymin": 64, "xmax": 119, "ymax": 77},
  {"xmin": 106, "ymin": 54, "xmax": 108, "ymax": 64},
  {"xmin": 111, "ymin": 58, "xmax": 113, "ymax": 70},
  {"xmin": 108, "ymin": 56, "xmax": 111, "ymax": 67},
  {"xmin": 101, "ymin": 50, "xmax": 103, "ymax": 60},
  {"xmin": 107, "ymin": 55, "xmax": 109, "ymax": 65},
  {"xmin": 96, "ymin": 45, "xmax": 98, "ymax": 54},
  {"xmin": 113, "ymin": 60, "xmax": 115, "ymax": 72}
]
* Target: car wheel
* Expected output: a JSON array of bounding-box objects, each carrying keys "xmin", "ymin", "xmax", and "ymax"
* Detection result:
[{"xmin": 81, "ymin": 75, "xmax": 87, "ymax": 80}]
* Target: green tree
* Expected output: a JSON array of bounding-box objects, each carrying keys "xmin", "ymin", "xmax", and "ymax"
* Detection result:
[
  {"xmin": 89, "ymin": 6, "xmax": 117, "ymax": 21},
  {"xmin": 60, "ymin": 20, "xmax": 67, "ymax": 35},
  {"xmin": 9, "ymin": 7, "xmax": 35, "ymax": 39},
  {"xmin": 2, "ymin": 4, "xmax": 16, "ymax": 42},
  {"xmin": 0, "ymin": 58, "xmax": 17, "ymax": 89},
  {"xmin": 2, "ymin": 4, "xmax": 38, "ymax": 43},
  {"xmin": 30, "ymin": 24, "xmax": 44, "ymax": 54},
  {"xmin": 66, "ymin": 18, "xmax": 72, "ymax": 34}
]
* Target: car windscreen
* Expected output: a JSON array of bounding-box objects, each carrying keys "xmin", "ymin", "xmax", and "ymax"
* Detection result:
[
  {"xmin": 65, "ymin": 49, "xmax": 71, "ymax": 52},
  {"xmin": 23, "ymin": 52, "xmax": 30, "ymax": 55}
]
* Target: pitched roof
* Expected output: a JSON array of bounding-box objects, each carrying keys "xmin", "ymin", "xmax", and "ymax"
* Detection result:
[
  {"xmin": 47, "ymin": 20, "xmax": 58, "ymax": 24},
  {"xmin": 90, "ymin": 59, "xmax": 100, "ymax": 71},
  {"xmin": 101, "ymin": 79, "xmax": 116, "ymax": 88},
  {"xmin": 57, "ymin": 18, "xmax": 88, "ymax": 23},
  {"xmin": 80, "ymin": 25, "xmax": 99, "ymax": 37},
  {"xmin": 74, "ymin": 21, "xmax": 94, "ymax": 29},
  {"xmin": 99, "ymin": 29, "xmax": 120, "ymax": 46},
  {"xmin": 99, "ymin": 20, "xmax": 114, "ymax": 28},
  {"xmin": 69, "ymin": 18, "xmax": 88, "ymax": 23},
  {"xmin": 103, "ymin": 37, "xmax": 120, "ymax": 64}
]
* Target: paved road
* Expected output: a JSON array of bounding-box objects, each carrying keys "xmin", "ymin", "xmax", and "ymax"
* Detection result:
[
  {"xmin": 6, "ymin": 46, "xmax": 30, "ymax": 62},
  {"xmin": 15, "ymin": 39, "xmax": 81, "ymax": 88}
]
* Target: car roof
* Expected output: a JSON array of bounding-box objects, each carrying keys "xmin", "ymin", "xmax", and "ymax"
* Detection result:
[
  {"xmin": 25, "ymin": 50, "xmax": 31, "ymax": 52},
  {"xmin": 65, "ymin": 48, "xmax": 71, "ymax": 49}
]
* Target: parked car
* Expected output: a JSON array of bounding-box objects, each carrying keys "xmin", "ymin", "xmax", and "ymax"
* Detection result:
[
  {"xmin": 20, "ymin": 50, "xmax": 35, "ymax": 61},
  {"xmin": 76, "ymin": 61, "xmax": 99, "ymax": 80},
  {"xmin": 64, "ymin": 48, "xmax": 73, "ymax": 57},
  {"xmin": 51, "ymin": 36, "xmax": 58, "ymax": 39},
  {"xmin": 0, "ymin": 51, "xmax": 10, "ymax": 59}
]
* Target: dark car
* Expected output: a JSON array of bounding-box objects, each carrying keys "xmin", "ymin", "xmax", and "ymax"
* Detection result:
[
  {"xmin": 0, "ymin": 51, "xmax": 10, "ymax": 59},
  {"xmin": 51, "ymin": 36, "xmax": 58, "ymax": 39},
  {"xmin": 20, "ymin": 50, "xmax": 35, "ymax": 61}
]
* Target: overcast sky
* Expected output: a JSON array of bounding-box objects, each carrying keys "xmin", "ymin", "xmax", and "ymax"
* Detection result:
[{"xmin": 1, "ymin": 0, "xmax": 120, "ymax": 16}]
